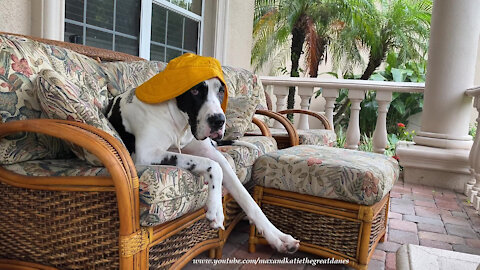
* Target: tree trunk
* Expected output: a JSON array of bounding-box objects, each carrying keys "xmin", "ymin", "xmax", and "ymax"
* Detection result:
[
  {"xmin": 308, "ymin": 37, "xmax": 327, "ymax": 78},
  {"xmin": 287, "ymin": 15, "xmax": 307, "ymax": 121}
]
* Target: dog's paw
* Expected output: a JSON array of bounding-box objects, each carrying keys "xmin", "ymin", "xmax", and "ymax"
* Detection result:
[
  {"xmin": 205, "ymin": 200, "xmax": 225, "ymax": 230},
  {"xmin": 263, "ymin": 231, "xmax": 300, "ymax": 253}
]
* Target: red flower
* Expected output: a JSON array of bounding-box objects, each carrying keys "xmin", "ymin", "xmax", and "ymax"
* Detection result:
[
  {"xmin": 11, "ymin": 55, "xmax": 33, "ymax": 77},
  {"xmin": 397, "ymin": 123, "xmax": 405, "ymax": 128}
]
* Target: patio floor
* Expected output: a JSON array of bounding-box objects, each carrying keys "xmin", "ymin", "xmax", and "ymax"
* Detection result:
[{"xmin": 184, "ymin": 179, "xmax": 480, "ymax": 270}]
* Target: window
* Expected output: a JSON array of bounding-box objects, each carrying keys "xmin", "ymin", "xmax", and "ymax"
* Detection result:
[{"xmin": 64, "ymin": 0, "xmax": 203, "ymax": 60}]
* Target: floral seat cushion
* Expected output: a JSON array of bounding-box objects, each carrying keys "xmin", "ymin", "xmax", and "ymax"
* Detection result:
[
  {"xmin": 251, "ymin": 128, "xmax": 337, "ymax": 147},
  {"xmin": 253, "ymin": 145, "xmax": 399, "ymax": 205},
  {"xmin": 217, "ymin": 136, "xmax": 277, "ymax": 184},
  {"xmin": 4, "ymin": 159, "xmax": 208, "ymax": 226}
]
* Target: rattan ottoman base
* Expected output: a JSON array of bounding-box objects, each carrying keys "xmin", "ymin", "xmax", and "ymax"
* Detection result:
[{"xmin": 249, "ymin": 186, "xmax": 389, "ymax": 270}]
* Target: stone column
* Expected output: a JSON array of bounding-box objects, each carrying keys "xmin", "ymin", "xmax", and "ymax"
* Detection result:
[{"xmin": 396, "ymin": 0, "xmax": 480, "ymax": 192}]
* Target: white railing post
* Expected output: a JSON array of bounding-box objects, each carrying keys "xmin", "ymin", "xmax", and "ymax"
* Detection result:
[
  {"xmin": 373, "ymin": 91, "xmax": 392, "ymax": 153},
  {"xmin": 472, "ymin": 97, "xmax": 480, "ymax": 209},
  {"xmin": 297, "ymin": 86, "xmax": 314, "ymax": 130},
  {"xmin": 323, "ymin": 88, "xmax": 339, "ymax": 130},
  {"xmin": 272, "ymin": 86, "xmax": 289, "ymax": 128},
  {"xmin": 345, "ymin": 90, "xmax": 365, "ymax": 150},
  {"xmin": 466, "ymin": 98, "xmax": 479, "ymax": 197}
]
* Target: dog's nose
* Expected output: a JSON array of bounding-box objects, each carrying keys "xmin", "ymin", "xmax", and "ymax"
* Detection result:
[{"xmin": 207, "ymin": 114, "xmax": 225, "ymax": 130}]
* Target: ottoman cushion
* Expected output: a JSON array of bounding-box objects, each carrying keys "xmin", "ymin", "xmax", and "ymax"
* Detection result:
[{"xmin": 253, "ymin": 145, "xmax": 399, "ymax": 205}]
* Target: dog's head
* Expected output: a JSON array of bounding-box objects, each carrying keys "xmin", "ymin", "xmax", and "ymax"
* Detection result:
[{"xmin": 176, "ymin": 78, "xmax": 226, "ymax": 141}]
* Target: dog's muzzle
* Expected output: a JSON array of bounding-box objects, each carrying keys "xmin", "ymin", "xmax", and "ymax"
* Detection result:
[{"xmin": 207, "ymin": 113, "xmax": 225, "ymax": 139}]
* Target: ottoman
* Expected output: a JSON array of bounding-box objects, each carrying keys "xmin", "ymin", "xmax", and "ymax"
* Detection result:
[{"xmin": 249, "ymin": 145, "xmax": 399, "ymax": 270}]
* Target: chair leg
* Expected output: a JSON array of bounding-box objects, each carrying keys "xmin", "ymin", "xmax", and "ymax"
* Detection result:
[
  {"xmin": 215, "ymin": 246, "xmax": 223, "ymax": 259},
  {"xmin": 248, "ymin": 224, "xmax": 256, "ymax": 253},
  {"xmin": 208, "ymin": 248, "xmax": 216, "ymax": 258}
]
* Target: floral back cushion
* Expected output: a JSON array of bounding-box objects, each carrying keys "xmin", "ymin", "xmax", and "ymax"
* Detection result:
[
  {"xmin": 36, "ymin": 69, "xmax": 123, "ymax": 166},
  {"xmin": 224, "ymin": 96, "xmax": 257, "ymax": 140},
  {"xmin": 0, "ymin": 34, "xmax": 71, "ymax": 164},
  {"xmin": 222, "ymin": 66, "xmax": 271, "ymax": 131},
  {"xmin": 100, "ymin": 60, "xmax": 167, "ymax": 97},
  {"xmin": 40, "ymin": 44, "xmax": 110, "ymax": 113}
]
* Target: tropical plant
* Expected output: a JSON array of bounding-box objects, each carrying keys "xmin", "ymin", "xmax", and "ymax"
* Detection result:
[
  {"xmin": 252, "ymin": 0, "xmax": 376, "ymax": 119},
  {"xmin": 331, "ymin": 0, "xmax": 431, "ymax": 125},
  {"xmin": 333, "ymin": 53, "xmax": 426, "ymax": 135}
]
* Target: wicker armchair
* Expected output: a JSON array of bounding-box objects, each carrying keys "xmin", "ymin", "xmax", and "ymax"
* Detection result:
[{"xmin": 0, "ymin": 33, "xmax": 298, "ymax": 269}]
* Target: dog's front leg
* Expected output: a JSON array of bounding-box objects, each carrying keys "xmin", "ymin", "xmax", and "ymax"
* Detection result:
[
  {"xmin": 136, "ymin": 150, "xmax": 224, "ymax": 230},
  {"xmin": 182, "ymin": 139, "xmax": 300, "ymax": 253}
]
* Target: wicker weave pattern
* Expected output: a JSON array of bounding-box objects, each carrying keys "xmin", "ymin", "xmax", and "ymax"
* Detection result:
[
  {"xmin": 148, "ymin": 218, "xmax": 219, "ymax": 269},
  {"xmin": 368, "ymin": 203, "xmax": 387, "ymax": 253},
  {"xmin": 260, "ymin": 203, "xmax": 361, "ymax": 258},
  {"xmin": 0, "ymin": 182, "xmax": 120, "ymax": 269}
]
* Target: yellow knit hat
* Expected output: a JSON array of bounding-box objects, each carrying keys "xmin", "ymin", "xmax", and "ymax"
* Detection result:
[{"xmin": 136, "ymin": 53, "xmax": 228, "ymax": 112}]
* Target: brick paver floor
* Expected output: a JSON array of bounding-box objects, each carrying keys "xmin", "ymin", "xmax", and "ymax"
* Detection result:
[{"xmin": 185, "ymin": 179, "xmax": 480, "ymax": 270}]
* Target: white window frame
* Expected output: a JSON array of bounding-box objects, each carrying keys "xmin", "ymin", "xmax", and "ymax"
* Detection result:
[
  {"xmin": 63, "ymin": 0, "xmax": 204, "ymax": 60},
  {"xmin": 139, "ymin": 0, "xmax": 205, "ymax": 60}
]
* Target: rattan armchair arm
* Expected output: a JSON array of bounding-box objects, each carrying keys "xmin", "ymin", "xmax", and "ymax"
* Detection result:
[
  {"xmin": 278, "ymin": 109, "xmax": 333, "ymax": 130},
  {"xmin": 251, "ymin": 116, "xmax": 272, "ymax": 137},
  {"xmin": 254, "ymin": 110, "xmax": 299, "ymax": 146},
  {"xmin": 0, "ymin": 119, "xmax": 141, "ymax": 267}
]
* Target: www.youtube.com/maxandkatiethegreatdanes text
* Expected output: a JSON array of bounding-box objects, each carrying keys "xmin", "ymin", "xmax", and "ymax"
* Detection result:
[{"xmin": 192, "ymin": 257, "xmax": 349, "ymax": 266}]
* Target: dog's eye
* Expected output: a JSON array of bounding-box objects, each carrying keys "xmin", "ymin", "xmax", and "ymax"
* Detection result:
[
  {"xmin": 219, "ymin": 86, "xmax": 225, "ymax": 93},
  {"xmin": 191, "ymin": 89, "xmax": 199, "ymax": 95}
]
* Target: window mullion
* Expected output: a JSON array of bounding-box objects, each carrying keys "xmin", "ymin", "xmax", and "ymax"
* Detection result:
[
  {"xmin": 112, "ymin": 0, "xmax": 117, "ymax": 51},
  {"xmin": 83, "ymin": 0, "xmax": 87, "ymax": 44},
  {"xmin": 139, "ymin": 0, "xmax": 153, "ymax": 60}
]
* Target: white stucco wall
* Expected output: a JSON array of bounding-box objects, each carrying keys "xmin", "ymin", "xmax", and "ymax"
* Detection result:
[
  {"xmin": 225, "ymin": 0, "xmax": 254, "ymax": 71},
  {"xmin": 0, "ymin": 0, "xmax": 32, "ymax": 35}
]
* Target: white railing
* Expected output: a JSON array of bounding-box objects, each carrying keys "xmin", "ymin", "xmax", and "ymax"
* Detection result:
[
  {"xmin": 260, "ymin": 76, "xmax": 425, "ymax": 153},
  {"xmin": 464, "ymin": 86, "xmax": 480, "ymax": 211}
]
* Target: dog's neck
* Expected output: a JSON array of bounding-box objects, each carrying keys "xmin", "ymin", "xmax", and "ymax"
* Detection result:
[{"xmin": 167, "ymin": 100, "xmax": 190, "ymax": 152}]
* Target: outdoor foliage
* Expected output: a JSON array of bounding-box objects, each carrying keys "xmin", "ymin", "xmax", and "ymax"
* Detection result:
[{"xmin": 252, "ymin": 0, "xmax": 377, "ymax": 118}]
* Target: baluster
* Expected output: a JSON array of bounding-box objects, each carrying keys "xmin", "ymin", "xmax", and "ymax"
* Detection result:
[
  {"xmin": 272, "ymin": 86, "xmax": 289, "ymax": 128},
  {"xmin": 373, "ymin": 91, "xmax": 392, "ymax": 153},
  {"xmin": 466, "ymin": 97, "xmax": 479, "ymax": 196},
  {"xmin": 345, "ymin": 90, "xmax": 365, "ymax": 150},
  {"xmin": 323, "ymin": 88, "xmax": 339, "ymax": 129},
  {"xmin": 471, "ymin": 97, "xmax": 480, "ymax": 207},
  {"xmin": 297, "ymin": 86, "xmax": 314, "ymax": 130}
]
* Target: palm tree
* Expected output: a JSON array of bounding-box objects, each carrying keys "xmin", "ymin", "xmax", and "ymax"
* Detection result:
[
  {"xmin": 253, "ymin": 0, "xmax": 321, "ymax": 116},
  {"xmin": 330, "ymin": 0, "xmax": 432, "ymax": 124},
  {"xmin": 252, "ymin": 0, "xmax": 376, "ymax": 116}
]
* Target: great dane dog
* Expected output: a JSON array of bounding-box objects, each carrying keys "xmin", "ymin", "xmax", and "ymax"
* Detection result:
[{"xmin": 106, "ymin": 77, "xmax": 300, "ymax": 253}]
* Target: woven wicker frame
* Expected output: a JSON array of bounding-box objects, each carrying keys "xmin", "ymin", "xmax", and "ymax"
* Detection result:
[{"xmin": 249, "ymin": 186, "xmax": 389, "ymax": 270}]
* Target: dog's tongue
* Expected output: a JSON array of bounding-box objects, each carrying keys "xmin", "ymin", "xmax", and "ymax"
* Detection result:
[{"xmin": 210, "ymin": 132, "xmax": 221, "ymax": 139}]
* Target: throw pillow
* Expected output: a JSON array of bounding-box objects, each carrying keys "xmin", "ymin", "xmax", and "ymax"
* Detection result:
[
  {"xmin": 100, "ymin": 60, "xmax": 167, "ymax": 97},
  {"xmin": 224, "ymin": 96, "xmax": 257, "ymax": 140},
  {"xmin": 36, "ymin": 69, "xmax": 123, "ymax": 166}
]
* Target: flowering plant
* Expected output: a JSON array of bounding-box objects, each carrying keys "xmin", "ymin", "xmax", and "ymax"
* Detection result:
[{"xmin": 396, "ymin": 122, "xmax": 415, "ymax": 141}]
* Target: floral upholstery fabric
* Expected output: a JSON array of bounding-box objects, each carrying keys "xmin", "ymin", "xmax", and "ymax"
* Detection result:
[
  {"xmin": 224, "ymin": 96, "xmax": 258, "ymax": 140},
  {"xmin": 0, "ymin": 34, "xmax": 111, "ymax": 164},
  {"xmin": 40, "ymin": 43, "xmax": 110, "ymax": 113},
  {"xmin": 269, "ymin": 128, "xmax": 337, "ymax": 147},
  {"xmin": 222, "ymin": 66, "xmax": 271, "ymax": 131},
  {"xmin": 3, "ymin": 159, "xmax": 208, "ymax": 227},
  {"xmin": 36, "ymin": 69, "xmax": 122, "ymax": 166},
  {"xmin": 217, "ymin": 136, "xmax": 277, "ymax": 183},
  {"xmin": 253, "ymin": 145, "xmax": 399, "ymax": 205},
  {"xmin": 100, "ymin": 60, "xmax": 166, "ymax": 97}
]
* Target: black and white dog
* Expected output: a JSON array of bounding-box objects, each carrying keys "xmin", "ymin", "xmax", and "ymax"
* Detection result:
[{"xmin": 106, "ymin": 78, "xmax": 299, "ymax": 253}]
